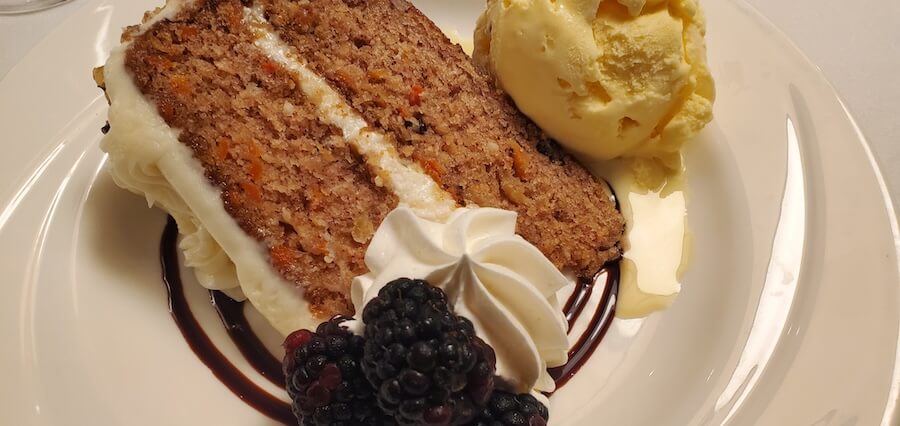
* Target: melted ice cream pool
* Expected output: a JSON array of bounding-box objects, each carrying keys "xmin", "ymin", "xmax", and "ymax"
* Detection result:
[{"xmin": 589, "ymin": 158, "xmax": 688, "ymax": 317}]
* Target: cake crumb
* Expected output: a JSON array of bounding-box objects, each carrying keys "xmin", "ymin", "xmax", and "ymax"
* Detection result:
[{"xmin": 351, "ymin": 215, "xmax": 375, "ymax": 244}]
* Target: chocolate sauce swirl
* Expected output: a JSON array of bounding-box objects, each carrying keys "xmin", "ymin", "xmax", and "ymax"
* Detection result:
[
  {"xmin": 160, "ymin": 216, "xmax": 618, "ymax": 423},
  {"xmin": 160, "ymin": 218, "xmax": 293, "ymax": 423},
  {"xmin": 549, "ymin": 263, "xmax": 619, "ymax": 389}
]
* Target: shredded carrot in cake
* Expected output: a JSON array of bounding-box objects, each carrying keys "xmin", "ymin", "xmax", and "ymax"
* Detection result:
[
  {"xmin": 249, "ymin": 158, "xmax": 264, "ymax": 181},
  {"xmin": 261, "ymin": 59, "xmax": 278, "ymax": 75},
  {"xmin": 408, "ymin": 84, "xmax": 424, "ymax": 106},
  {"xmin": 215, "ymin": 138, "xmax": 230, "ymax": 161},
  {"xmin": 169, "ymin": 75, "xmax": 192, "ymax": 96},
  {"xmin": 335, "ymin": 68, "xmax": 356, "ymax": 90},
  {"xmin": 269, "ymin": 245, "xmax": 294, "ymax": 269},
  {"xmin": 177, "ymin": 25, "xmax": 198, "ymax": 38},
  {"xmin": 247, "ymin": 141, "xmax": 264, "ymax": 181},
  {"xmin": 367, "ymin": 69, "xmax": 388, "ymax": 82},
  {"xmin": 145, "ymin": 55, "xmax": 175, "ymax": 69},
  {"xmin": 510, "ymin": 143, "xmax": 530, "ymax": 179},
  {"xmin": 241, "ymin": 181, "xmax": 262, "ymax": 201},
  {"xmin": 421, "ymin": 158, "xmax": 444, "ymax": 185}
]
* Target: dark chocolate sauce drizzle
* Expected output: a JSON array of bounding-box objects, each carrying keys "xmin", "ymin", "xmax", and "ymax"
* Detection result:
[
  {"xmin": 210, "ymin": 291, "xmax": 285, "ymax": 388},
  {"xmin": 549, "ymin": 263, "xmax": 619, "ymax": 390},
  {"xmin": 160, "ymin": 218, "xmax": 293, "ymax": 424},
  {"xmin": 160, "ymin": 216, "xmax": 618, "ymax": 422}
]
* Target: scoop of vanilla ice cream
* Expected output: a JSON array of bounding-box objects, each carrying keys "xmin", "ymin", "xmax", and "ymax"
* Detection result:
[{"xmin": 474, "ymin": 0, "xmax": 715, "ymax": 162}]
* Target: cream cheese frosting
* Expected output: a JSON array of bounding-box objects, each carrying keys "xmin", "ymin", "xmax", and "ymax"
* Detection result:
[
  {"xmin": 100, "ymin": 2, "xmax": 697, "ymax": 419},
  {"xmin": 102, "ymin": 0, "xmax": 250, "ymax": 301},
  {"xmin": 102, "ymin": 42, "xmax": 315, "ymax": 335},
  {"xmin": 101, "ymin": 0, "xmax": 462, "ymax": 336},
  {"xmin": 104, "ymin": 0, "xmax": 681, "ymax": 344},
  {"xmin": 348, "ymin": 207, "xmax": 569, "ymax": 394}
]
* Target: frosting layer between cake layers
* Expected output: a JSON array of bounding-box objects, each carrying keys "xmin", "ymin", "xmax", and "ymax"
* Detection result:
[
  {"xmin": 101, "ymin": 0, "xmax": 625, "ymax": 338},
  {"xmin": 102, "ymin": 0, "xmax": 459, "ymax": 335}
]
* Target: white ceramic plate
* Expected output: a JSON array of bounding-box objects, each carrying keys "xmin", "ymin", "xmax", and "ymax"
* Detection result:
[{"xmin": 1, "ymin": 0, "xmax": 898, "ymax": 425}]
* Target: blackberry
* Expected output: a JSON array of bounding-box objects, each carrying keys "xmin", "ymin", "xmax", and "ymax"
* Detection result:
[
  {"xmin": 471, "ymin": 391, "xmax": 550, "ymax": 426},
  {"xmin": 283, "ymin": 316, "xmax": 390, "ymax": 426},
  {"xmin": 361, "ymin": 278, "xmax": 497, "ymax": 425}
]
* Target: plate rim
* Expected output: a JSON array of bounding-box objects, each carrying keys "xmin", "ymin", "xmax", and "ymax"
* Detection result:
[
  {"xmin": 729, "ymin": 2, "xmax": 900, "ymax": 422},
  {"xmin": 0, "ymin": 0, "xmax": 897, "ymax": 424}
]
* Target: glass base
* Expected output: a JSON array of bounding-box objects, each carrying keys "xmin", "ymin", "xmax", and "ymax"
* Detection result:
[{"xmin": 0, "ymin": 0, "xmax": 71, "ymax": 14}]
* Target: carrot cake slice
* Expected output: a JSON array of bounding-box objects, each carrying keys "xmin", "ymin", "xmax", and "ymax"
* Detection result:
[{"xmin": 96, "ymin": 0, "xmax": 624, "ymax": 335}]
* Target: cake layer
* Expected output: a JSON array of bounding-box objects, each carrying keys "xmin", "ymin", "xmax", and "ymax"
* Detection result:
[
  {"xmin": 241, "ymin": 5, "xmax": 459, "ymax": 222},
  {"xmin": 107, "ymin": 0, "xmax": 625, "ymax": 329},
  {"xmin": 258, "ymin": 0, "xmax": 624, "ymax": 275},
  {"xmin": 123, "ymin": 0, "xmax": 398, "ymax": 317}
]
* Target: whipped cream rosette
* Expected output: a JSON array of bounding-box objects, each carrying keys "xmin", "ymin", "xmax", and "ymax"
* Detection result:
[{"xmin": 350, "ymin": 207, "xmax": 570, "ymax": 394}]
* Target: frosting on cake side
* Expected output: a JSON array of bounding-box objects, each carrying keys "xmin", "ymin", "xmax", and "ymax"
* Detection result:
[
  {"xmin": 103, "ymin": 41, "xmax": 317, "ymax": 334},
  {"xmin": 102, "ymin": 0, "xmax": 463, "ymax": 334}
]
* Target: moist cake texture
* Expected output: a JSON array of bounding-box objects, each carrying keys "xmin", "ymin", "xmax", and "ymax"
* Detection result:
[
  {"xmin": 103, "ymin": 0, "xmax": 625, "ymax": 325},
  {"xmin": 257, "ymin": 0, "xmax": 623, "ymax": 272},
  {"xmin": 124, "ymin": 1, "xmax": 398, "ymax": 316}
]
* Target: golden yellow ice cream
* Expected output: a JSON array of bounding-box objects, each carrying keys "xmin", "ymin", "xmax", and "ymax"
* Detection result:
[{"xmin": 474, "ymin": 0, "xmax": 715, "ymax": 163}]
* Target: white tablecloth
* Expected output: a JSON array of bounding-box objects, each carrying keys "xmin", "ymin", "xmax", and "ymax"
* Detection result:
[{"xmin": 2, "ymin": 0, "xmax": 898, "ymax": 202}]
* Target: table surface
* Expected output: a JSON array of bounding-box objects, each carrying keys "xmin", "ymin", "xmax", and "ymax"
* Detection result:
[{"xmin": 2, "ymin": 0, "xmax": 898, "ymax": 207}]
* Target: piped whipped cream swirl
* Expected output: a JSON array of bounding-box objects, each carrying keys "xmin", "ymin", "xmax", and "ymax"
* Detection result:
[{"xmin": 350, "ymin": 207, "xmax": 569, "ymax": 393}]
